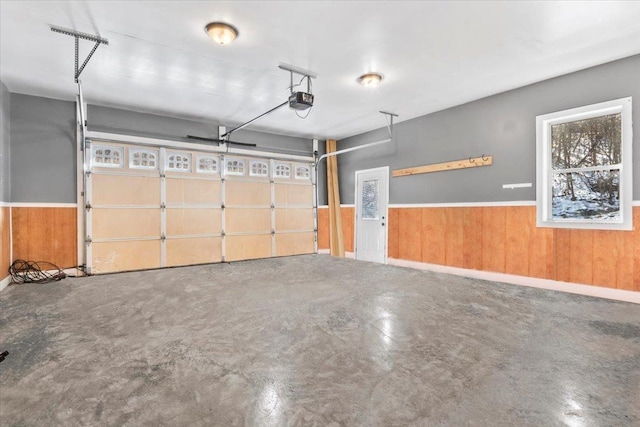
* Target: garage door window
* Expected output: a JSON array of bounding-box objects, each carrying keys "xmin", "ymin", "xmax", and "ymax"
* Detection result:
[
  {"xmin": 295, "ymin": 165, "xmax": 310, "ymax": 180},
  {"xmin": 129, "ymin": 148, "xmax": 158, "ymax": 169},
  {"xmin": 250, "ymin": 160, "xmax": 269, "ymax": 177},
  {"xmin": 197, "ymin": 155, "xmax": 219, "ymax": 174},
  {"xmin": 92, "ymin": 145, "xmax": 123, "ymax": 168},
  {"xmin": 226, "ymin": 157, "xmax": 246, "ymax": 176},
  {"xmin": 167, "ymin": 153, "xmax": 191, "ymax": 172},
  {"xmin": 275, "ymin": 162, "xmax": 291, "ymax": 179}
]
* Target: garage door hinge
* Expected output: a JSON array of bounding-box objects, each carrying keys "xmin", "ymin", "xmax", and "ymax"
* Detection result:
[
  {"xmin": 221, "ymin": 231, "xmax": 226, "ymax": 237},
  {"xmin": 85, "ymin": 203, "xmax": 92, "ymax": 211},
  {"xmin": 160, "ymin": 203, "xmax": 166, "ymax": 210},
  {"xmin": 160, "ymin": 173, "xmax": 166, "ymax": 178},
  {"xmin": 85, "ymin": 171, "xmax": 91, "ymax": 177},
  {"xmin": 161, "ymin": 234, "xmax": 166, "ymax": 242},
  {"xmin": 221, "ymin": 203, "xmax": 225, "ymax": 209},
  {"xmin": 271, "ymin": 204, "xmax": 275, "ymax": 209},
  {"xmin": 271, "ymin": 230, "xmax": 275, "ymax": 235},
  {"xmin": 85, "ymin": 236, "xmax": 92, "ymax": 244}
]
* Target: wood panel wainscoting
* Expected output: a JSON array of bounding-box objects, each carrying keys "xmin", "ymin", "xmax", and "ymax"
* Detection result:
[
  {"xmin": 11, "ymin": 207, "xmax": 78, "ymax": 270},
  {"xmin": 318, "ymin": 205, "xmax": 640, "ymax": 292},
  {"xmin": 1, "ymin": 206, "xmax": 11, "ymax": 282}
]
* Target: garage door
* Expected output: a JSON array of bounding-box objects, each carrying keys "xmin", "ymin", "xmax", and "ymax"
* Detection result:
[{"xmin": 85, "ymin": 140, "xmax": 315, "ymax": 274}]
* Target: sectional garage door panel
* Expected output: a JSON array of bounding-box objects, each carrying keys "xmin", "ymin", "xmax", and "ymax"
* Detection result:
[
  {"xmin": 275, "ymin": 208, "xmax": 314, "ymax": 232},
  {"xmin": 92, "ymin": 240, "xmax": 162, "ymax": 274},
  {"xmin": 272, "ymin": 166, "xmax": 314, "ymax": 257},
  {"xmin": 93, "ymin": 208, "xmax": 161, "ymax": 240},
  {"xmin": 226, "ymin": 234, "xmax": 272, "ymax": 262},
  {"xmin": 274, "ymin": 184, "xmax": 313, "ymax": 207},
  {"xmin": 92, "ymin": 174, "xmax": 160, "ymax": 206},
  {"xmin": 166, "ymin": 208, "xmax": 221, "ymax": 236},
  {"xmin": 275, "ymin": 232, "xmax": 315, "ymax": 257},
  {"xmin": 86, "ymin": 140, "xmax": 315, "ymax": 274},
  {"xmin": 166, "ymin": 178, "xmax": 221, "ymax": 206},
  {"xmin": 225, "ymin": 208, "xmax": 271, "ymax": 234},
  {"xmin": 225, "ymin": 181, "xmax": 271, "ymax": 207},
  {"xmin": 165, "ymin": 237, "xmax": 222, "ymax": 267}
]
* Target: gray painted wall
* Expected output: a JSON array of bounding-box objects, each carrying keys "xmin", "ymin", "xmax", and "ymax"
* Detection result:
[
  {"xmin": 88, "ymin": 105, "xmax": 313, "ymax": 155},
  {"xmin": 9, "ymin": 95, "xmax": 312, "ymax": 203},
  {"xmin": 0, "ymin": 81, "xmax": 9, "ymax": 202},
  {"xmin": 10, "ymin": 94, "xmax": 76, "ymax": 203},
  {"xmin": 337, "ymin": 55, "xmax": 640, "ymax": 204}
]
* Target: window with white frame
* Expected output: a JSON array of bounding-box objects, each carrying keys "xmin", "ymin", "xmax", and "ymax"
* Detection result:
[
  {"xmin": 536, "ymin": 97, "xmax": 633, "ymax": 230},
  {"xmin": 166, "ymin": 152, "xmax": 191, "ymax": 172},
  {"xmin": 274, "ymin": 162, "xmax": 291, "ymax": 179},
  {"xmin": 295, "ymin": 164, "xmax": 311, "ymax": 180},
  {"xmin": 129, "ymin": 148, "xmax": 158, "ymax": 169},
  {"xmin": 225, "ymin": 157, "xmax": 246, "ymax": 176},
  {"xmin": 196, "ymin": 155, "xmax": 219, "ymax": 174},
  {"xmin": 92, "ymin": 145, "xmax": 123, "ymax": 168},
  {"xmin": 250, "ymin": 160, "xmax": 268, "ymax": 177}
]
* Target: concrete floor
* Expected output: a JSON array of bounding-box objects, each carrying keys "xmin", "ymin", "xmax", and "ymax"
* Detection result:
[{"xmin": 0, "ymin": 255, "xmax": 639, "ymax": 426}]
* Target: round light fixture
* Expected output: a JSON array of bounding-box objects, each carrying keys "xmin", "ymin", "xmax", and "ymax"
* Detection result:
[
  {"xmin": 358, "ymin": 72, "xmax": 383, "ymax": 88},
  {"xmin": 205, "ymin": 22, "xmax": 238, "ymax": 45}
]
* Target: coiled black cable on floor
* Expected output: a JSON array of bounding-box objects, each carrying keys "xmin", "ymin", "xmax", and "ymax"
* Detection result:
[{"xmin": 8, "ymin": 260, "xmax": 68, "ymax": 284}]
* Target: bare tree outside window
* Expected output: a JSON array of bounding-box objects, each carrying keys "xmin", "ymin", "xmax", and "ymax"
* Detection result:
[
  {"xmin": 537, "ymin": 97, "xmax": 632, "ymax": 230},
  {"xmin": 550, "ymin": 113, "xmax": 622, "ymax": 220}
]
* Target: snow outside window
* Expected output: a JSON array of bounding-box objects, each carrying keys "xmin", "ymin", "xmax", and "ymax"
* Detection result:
[
  {"xmin": 92, "ymin": 145, "xmax": 123, "ymax": 168},
  {"xmin": 197, "ymin": 155, "xmax": 219, "ymax": 174},
  {"xmin": 166, "ymin": 153, "xmax": 191, "ymax": 172},
  {"xmin": 226, "ymin": 157, "xmax": 246, "ymax": 176},
  {"xmin": 536, "ymin": 97, "xmax": 633, "ymax": 230},
  {"xmin": 129, "ymin": 148, "xmax": 158, "ymax": 169},
  {"xmin": 250, "ymin": 160, "xmax": 269, "ymax": 177},
  {"xmin": 274, "ymin": 162, "xmax": 291, "ymax": 179}
]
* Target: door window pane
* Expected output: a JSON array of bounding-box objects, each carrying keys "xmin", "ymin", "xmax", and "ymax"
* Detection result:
[{"xmin": 362, "ymin": 179, "xmax": 379, "ymax": 219}]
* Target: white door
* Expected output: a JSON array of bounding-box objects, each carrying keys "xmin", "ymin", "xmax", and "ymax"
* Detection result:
[{"xmin": 355, "ymin": 166, "xmax": 389, "ymax": 263}]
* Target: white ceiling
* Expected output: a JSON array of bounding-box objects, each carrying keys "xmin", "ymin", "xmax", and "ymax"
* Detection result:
[{"xmin": 2, "ymin": 1, "xmax": 640, "ymax": 140}]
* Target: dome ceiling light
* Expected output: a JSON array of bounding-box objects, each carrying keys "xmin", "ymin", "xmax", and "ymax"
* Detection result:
[
  {"xmin": 205, "ymin": 22, "xmax": 238, "ymax": 46},
  {"xmin": 358, "ymin": 72, "xmax": 383, "ymax": 88}
]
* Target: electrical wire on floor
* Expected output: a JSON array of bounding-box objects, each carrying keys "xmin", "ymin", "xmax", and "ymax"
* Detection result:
[{"xmin": 8, "ymin": 260, "xmax": 81, "ymax": 284}]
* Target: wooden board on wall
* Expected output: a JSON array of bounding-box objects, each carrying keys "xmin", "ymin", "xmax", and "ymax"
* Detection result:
[
  {"xmin": 92, "ymin": 240, "xmax": 161, "ymax": 274},
  {"xmin": 321, "ymin": 205, "xmax": 640, "ymax": 291},
  {"xmin": 317, "ymin": 208, "xmax": 329, "ymax": 250},
  {"xmin": 166, "ymin": 237, "xmax": 222, "ymax": 267},
  {"xmin": 1, "ymin": 207, "xmax": 10, "ymax": 279},
  {"xmin": 12, "ymin": 207, "xmax": 77, "ymax": 269}
]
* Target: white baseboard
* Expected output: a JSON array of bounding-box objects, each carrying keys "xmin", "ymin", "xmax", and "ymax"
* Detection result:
[
  {"xmin": 0, "ymin": 275, "xmax": 11, "ymax": 292},
  {"xmin": 316, "ymin": 250, "xmax": 638, "ymax": 304},
  {"xmin": 387, "ymin": 258, "xmax": 639, "ymax": 304}
]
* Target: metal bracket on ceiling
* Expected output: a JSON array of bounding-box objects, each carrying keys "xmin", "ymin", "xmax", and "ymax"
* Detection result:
[
  {"xmin": 380, "ymin": 111, "xmax": 398, "ymax": 138},
  {"xmin": 278, "ymin": 63, "xmax": 317, "ymax": 94},
  {"xmin": 51, "ymin": 25, "xmax": 109, "ymax": 83}
]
